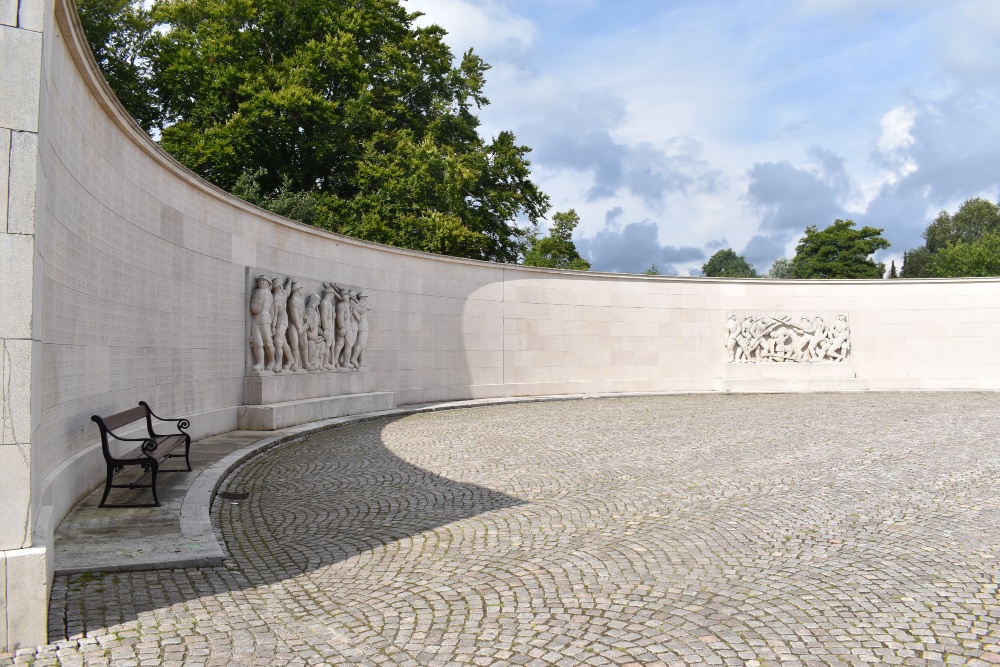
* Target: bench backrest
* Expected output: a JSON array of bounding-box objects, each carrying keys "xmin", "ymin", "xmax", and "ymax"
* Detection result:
[{"xmin": 100, "ymin": 406, "xmax": 148, "ymax": 431}]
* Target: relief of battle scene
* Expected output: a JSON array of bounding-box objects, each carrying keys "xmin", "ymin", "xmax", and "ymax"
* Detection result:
[
  {"xmin": 724, "ymin": 314, "xmax": 851, "ymax": 363},
  {"xmin": 248, "ymin": 273, "xmax": 369, "ymax": 373}
]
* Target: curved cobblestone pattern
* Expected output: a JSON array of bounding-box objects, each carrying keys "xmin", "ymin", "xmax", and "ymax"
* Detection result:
[{"xmin": 21, "ymin": 393, "xmax": 1000, "ymax": 666}]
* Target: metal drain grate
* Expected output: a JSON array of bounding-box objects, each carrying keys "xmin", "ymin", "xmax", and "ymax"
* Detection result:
[{"xmin": 218, "ymin": 491, "xmax": 250, "ymax": 501}]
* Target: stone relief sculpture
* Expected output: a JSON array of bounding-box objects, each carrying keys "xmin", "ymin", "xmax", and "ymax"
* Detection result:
[
  {"xmin": 248, "ymin": 273, "xmax": 373, "ymax": 373},
  {"xmin": 249, "ymin": 275, "xmax": 275, "ymax": 371},
  {"xmin": 725, "ymin": 314, "xmax": 851, "ymax": 363},
  {"xmin": 270, "ymin": 277, "xmax": 293, "ymax": 372}
]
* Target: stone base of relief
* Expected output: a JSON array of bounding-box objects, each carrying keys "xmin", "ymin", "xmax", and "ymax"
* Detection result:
[
  {"xmin": 244, "ymin": 369, "xmax": 377, "ymax": 405},
  {"xmin": 724, "ymin": 314, "xmax": 852, "ymax": 364},
  {"xmin": 714, "ymin": 362, "xmax": 868, "ymax": 393},
  {"xmin": 237, "ymin": 392, "xmax": 397, "ymax": 431}
]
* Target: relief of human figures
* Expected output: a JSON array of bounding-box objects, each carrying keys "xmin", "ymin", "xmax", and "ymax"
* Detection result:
[
  {"xmin": 725, "ymin": 314, "xmax": 851, "ymax": 363},
  {"xmin": 249, "ymin": 273, "xmax": 371, "ymax": 373},
  {"xmin": 249, "ymin": 275, "xmax": 275, "ymax": 371}
]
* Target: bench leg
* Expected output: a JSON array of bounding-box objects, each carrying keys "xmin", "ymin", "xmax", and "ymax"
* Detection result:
[
  {"xmin": 149, "ymin": 463, "xmax": 161, "ymax": 507},
  {"xmin": 98, "ymin": 464, "xmax": 116, "ymax": 508},
  {"xmin": 183, "ymin": 436, "xmax": 192, "ymax": 472}
]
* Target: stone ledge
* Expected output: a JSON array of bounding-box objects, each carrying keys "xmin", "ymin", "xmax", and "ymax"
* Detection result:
[{"xmin": 236, "ymin": 391, "xmax": 396, "ymax": 431}]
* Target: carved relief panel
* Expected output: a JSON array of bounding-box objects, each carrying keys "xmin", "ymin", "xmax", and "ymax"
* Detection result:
[
  {"xmin": 724, "ymin": 314, "xmax": 851, "ymax": 363},
  {"xmin": 247, "ymin": 271, "xmax": 369, "ymax": 374}
]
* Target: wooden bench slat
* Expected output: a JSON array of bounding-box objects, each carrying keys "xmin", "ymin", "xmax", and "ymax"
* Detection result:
[{"xmin": 102, "ymin": 406, "xmax": 148, "ymax": 431}]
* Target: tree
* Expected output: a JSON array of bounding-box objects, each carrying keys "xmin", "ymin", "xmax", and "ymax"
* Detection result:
[
  {"xmin": 765, "ymin": 257, "xmax": 793, "ymax": 279},
  {"xmin": 702, "ymin": 249, "xmax": 757, "ymax": 278},
  {"xmin": 643, "ymin": 264, "xmax": 660, "ymax": 275},
  {"xmin": 931, "ymin": 232, "xmax": 1000, "ymax": 277},
  {"xmin": 76, "ymin": 0, "xmax": 159, "ymax": 132},
  {"xmin": 77, "ymin": 0, "xmax": 550, "ymax": 263},
  {"xmin": 522, "ymin": 210, "xmax": 590, "ymax": 271},
  {"xmin": 791, "ymin": 219, "xmax": 890, "ymax": 279},
  {"xmin": 923, "ymin": 197, "xmax": 1000, "ymax": 252},
  {"xmin": 900, "ymin": 246, "xmax": 935, "ymax": 277},
  {"xmin": 901, "ymin": 197, "xmax": 1000, "ymax": 277},
  {"xmin": 888, "ymin": 260, "xmax": 898, "ymax": 278}
]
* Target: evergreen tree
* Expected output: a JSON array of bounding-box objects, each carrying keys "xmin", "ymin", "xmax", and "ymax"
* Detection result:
[{"xmin": 522, "ymin": 210, "xmax": 590, "ymax": 271}]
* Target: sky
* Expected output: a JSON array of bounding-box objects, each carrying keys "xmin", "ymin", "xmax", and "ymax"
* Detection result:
[{"xmin": 404, "ymin": 0, "xmax": 1000, "ymax": 275}]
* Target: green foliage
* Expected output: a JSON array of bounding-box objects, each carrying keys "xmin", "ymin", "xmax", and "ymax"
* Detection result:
[
  {"xmin": 643, "ymin": 264, "xmax": 660, "ymax": 275},
  {"xmin": 922, "ymin": 197, "xmax": 1000, "ymax": 252},
  {"xmin": 791, "ymin": 219, "xmax": 890, "ymax": 279},
  {"xmin": 522, "ymin": 210, "xmax": 590, "ymax": 271},
  {"xmin": 702, "ymin": 249, "xmax": 757, "ymax": 278},
  {"xmin": 888, "ymin": 260, "xmax": 898, "ymax": 278},
  {"xmin": 765, "ymin": 257, "xmax": 793, "ymax": 279},
  {"xmin": 900, "ymin": 246, "xmax": 934, "ymax": 277},
  {"xmin": 901, "ymin": 197, "xmax": 1000, "ymax": 277},
  {"xmin": 231, "ymin": 168, "xmax": 321, "ymax": 225},
  {"xmin": 78, "ymin": 0, "xmax": 549, "ymax": 263},
  {"xmin": 931, "ymin": 232, "xmax": 1000, "ymax": 277},
  {"xmin": 76, "ymin": 0, "xmax": 159, "ymax": 132}
]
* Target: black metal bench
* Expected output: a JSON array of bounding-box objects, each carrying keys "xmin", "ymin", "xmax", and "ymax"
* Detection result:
[{"xmin": 91, "ymin": 401, "xmax": 192, "ymax": 507}]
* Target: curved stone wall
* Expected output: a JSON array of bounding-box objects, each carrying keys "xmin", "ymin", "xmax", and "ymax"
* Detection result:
[{"xmin": 1, "ymin": 0, "xmax": 999, "ymax": 649}]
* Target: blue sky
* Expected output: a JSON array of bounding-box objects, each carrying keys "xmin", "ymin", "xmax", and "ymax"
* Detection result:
[{"xmin": 405, "ymin": 0, "xmax": 1000, "ymax": 275}]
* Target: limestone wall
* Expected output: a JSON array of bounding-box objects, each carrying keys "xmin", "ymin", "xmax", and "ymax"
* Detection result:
[{"xmin": 1, "ymin": 0, "xmax": 999, "ymax": 650}]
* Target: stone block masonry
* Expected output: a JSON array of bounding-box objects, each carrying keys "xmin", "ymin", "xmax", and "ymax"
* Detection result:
[{"xmin": 0, "ymin": 0, "xmax": 998, "ymax": 652}]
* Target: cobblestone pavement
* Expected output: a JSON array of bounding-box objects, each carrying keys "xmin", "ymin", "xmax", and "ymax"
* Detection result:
[{"xmin": 9, "ymin": 392, "xmax": 1000, "ymax": 666}]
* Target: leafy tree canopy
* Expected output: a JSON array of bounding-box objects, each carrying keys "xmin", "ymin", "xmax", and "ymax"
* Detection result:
[
  {"xmin": 765, "ymin": 257, "xmax": 793, "ymax": 279},
  {"xmin": 522, "ymin": 210, "xmax": 590, "ymax": 271},
  {"xmin": 643, "ymin": 264, "xmax": 660, "ymax": 275},
  {"xmin": 702, "ymin": 249, "xmax": 757, "ymax": 278},
  {"xmin": 77, "ymin": 0, "xmax": 550, "ymax": 263},
  {"xmin": 901, "ymin": 197, "xmax": 1000, "ymax": 277},
  {"xmin": 77, "ymin": 0, "xmax": 159, "ymax": 132},
  {"xmin": 791, "ymin": 219, "xmax": 890, "ymax": 279}
]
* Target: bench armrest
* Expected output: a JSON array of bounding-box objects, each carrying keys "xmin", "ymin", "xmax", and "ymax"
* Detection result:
[
  {"xmin": 100, "ymin": 429, "xmax": 159, "ymax": 458},
  {"xmin": 138, "ymin": 401, "xmax": 191, "ymax": 436}
]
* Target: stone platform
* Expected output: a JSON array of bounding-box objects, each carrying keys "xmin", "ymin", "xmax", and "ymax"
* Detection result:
[
  {"xmin": 713, "ymin": 361, "xmax": 868, "ymax": 392},
  {"xmin": 243, "ymin": 368, "xmax": 377, "ymax": 404},
  {"xmin": 240, "ymin": 368, "xmax": 395, "ymax": 430},
  {"xmin": 237, "ymin": 391, "xmax": 396, "ymax": 430}
]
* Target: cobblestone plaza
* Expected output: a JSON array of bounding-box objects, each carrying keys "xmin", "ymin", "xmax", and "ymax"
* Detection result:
[{"xmin": 9, "ymin": 392, "xmax": 1000, "ymax": 666}]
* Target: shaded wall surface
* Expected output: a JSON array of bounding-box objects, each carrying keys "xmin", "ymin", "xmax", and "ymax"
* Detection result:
[{"xmin": 1, "ymin": 0, "xmax": 999, "ymax": 651}]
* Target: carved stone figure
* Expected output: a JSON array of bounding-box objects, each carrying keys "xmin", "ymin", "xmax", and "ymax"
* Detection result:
[
  {"xmin": 724, "ymin": 314, "xmax": 740, "ymax": 363},
  {"xmin": 332, "ymin": 284, "xmax": 351, "ymax": 368},
  {"xmin": 350, "ymin": 291, "xmax": 369, "ymax": 369},
  {"xmin": 807, "ymin": 316, "xmax": 827, "ymax": 361},
  {"xmin": 270, "ymin": 277, "xmax": 292, "ymax": 372},
  {"xmin": 827, "ymin": 315, "xmax": 851, "ymax": 361},
  {"xmin": 305, "ymin": 293, "xmax": 324, "ymax": 370},
  {"xmin": 724, "ymin": 314, "xmax": 851, "ymax": 363},
  {"xmin": 343, "ymin": 289, "xmax": 359, "ymax": 368},
  {"xmin": 249, "ymin": 275, "xmax": 275, "ymax": 371},
  {"xmin": 320, "ymin": 284, "xmax": 338, "ymax": 370},
  {"xmin": 287, "ymin": 282, "xmax": 308, "ymax": 372}
]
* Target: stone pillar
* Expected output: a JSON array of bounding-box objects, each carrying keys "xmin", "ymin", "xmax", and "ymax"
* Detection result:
[{"xmin": 0, "ymin": 0, "xmax": 49, "ymax": 651}]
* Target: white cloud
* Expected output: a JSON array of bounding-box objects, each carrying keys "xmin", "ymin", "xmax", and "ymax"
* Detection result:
[
  {"xmin": 877, "ymin": 106, "xmax": 916, "ymax": 154},
  {"xmin": 875, "ymin": 105, "xmax": 918, "ymax": 185},
  {"xmin": 405, "ymin": 0, "xmax": 538, "ymax": 56}
]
